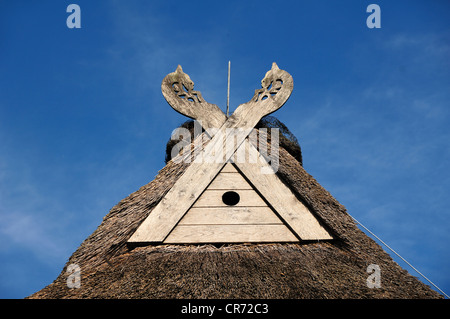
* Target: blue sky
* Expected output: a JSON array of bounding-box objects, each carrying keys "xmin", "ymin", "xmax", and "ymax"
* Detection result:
[{"xmin": 0, "ymin": 1, "xmax": 449, "ymax": 298}]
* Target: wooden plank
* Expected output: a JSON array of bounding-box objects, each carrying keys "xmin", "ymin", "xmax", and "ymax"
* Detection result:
[
  {"xmin": 178, "ymin": 207, "xmax": 283, "ymax": 225},
  {"xmin": 235, "ymin": 140, "xmax": 333, "ymax": 240},
  {"xmin": 128, "ymin": 64, "xmax": 294, "ymax": 244},
  {"xmin": 129, "ymin": 92, "xmax": 283, "ymax": 243},
  {"xmin": 161, "ymin": 63, "xmax": 293, "ymax": 137},
  {"xmin": 164, "ymin": 224, "xmax": 298, "ymax": 243},
  {"xmin": 127, "ymin": 162, "xmax": 225, "ymax": 243},
  {"xmin": 221, "ymin": 163, "xmax": 238, "ymax": 173},
  {"xmin": 161, "ymin": 65, "xmax": 227, "ymax": 136},
  {"xmin": 193, "ymin": 189, "xmax": 267, "ymax": 207},
  {"xmin": 208, "ymin": 171, "xmax": 253, "ymax": 190}
]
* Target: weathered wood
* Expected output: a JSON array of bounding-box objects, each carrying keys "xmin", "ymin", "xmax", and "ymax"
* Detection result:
[
  {"xmin": 207, "ymin": 171, "xmax": 253, "ymax": 190},
  {"xmin": 161, "ymin": 65, "xmax": 227, "ymax": 136},
  {"xmin": 232, "ymin": 62, "xmax": 294, "ymax": 124},
  {"xmin": 193, "ymin": 189, "xmax": 267, "ymax": 207},
  {"xmin": 162, "ymin": 63, "xmax": 293, "ymax": 135},
  {"xmin": 164, "ymin": 225, "xmax": 298, "ymax": 243},
  {"xmin": 127, "ymin": 162, "xmax": 225, "ymax": 243},
  {"xmin": 178, "ymin": 207, "xmax": 283, "ymax": 225},
  {"xmin": 220, "ymin": 162, "xmax": 238, "ymax": 173},
  {"xmin": 129, "ymin": 63, "xmax": 294, "ymax": 244},
  {"xmin": 236, "ymin": 140, "xmax": 333, "ymax": 240}
]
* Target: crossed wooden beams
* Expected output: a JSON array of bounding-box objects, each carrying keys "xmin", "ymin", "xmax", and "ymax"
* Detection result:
[{"xmin": 128, "ymin": 63, "xmax": 332, "ymax": 244}]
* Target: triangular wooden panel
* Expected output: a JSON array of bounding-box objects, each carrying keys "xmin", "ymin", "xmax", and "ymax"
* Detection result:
[
  {"xmin": 128, "ymin": 63, "xmax": 334, "ymax": 244},
  {"xmin": 164, "ymin": 163, "xmax": 298, "ymax": 243}
]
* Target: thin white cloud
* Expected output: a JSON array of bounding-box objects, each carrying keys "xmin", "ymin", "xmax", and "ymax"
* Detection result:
[
  {"xmin": 0, "ymin": 146, "xmax": 71, "ymax": 265},
  {"xmin": 387, "ymin": 33, "xmax": 450, "ymax": 57},
  {"xmin": 384, "ymin": 32, "xmax": 450, "ymax": 76},
  {"xmin": 0, "ymin": 212, "xmax": 63, "ymax": 259}
]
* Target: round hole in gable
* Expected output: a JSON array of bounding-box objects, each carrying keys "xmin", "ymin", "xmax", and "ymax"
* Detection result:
[{"xmin": 222, "ymin": 191, "xmax": 240, "ymax": 206}]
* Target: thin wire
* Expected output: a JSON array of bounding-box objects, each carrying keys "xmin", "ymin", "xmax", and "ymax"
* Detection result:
[
  {"xmin": 350, "ymin": 214, "xmax": 449, "ymax": 298},
  {"xmin": 227, "ymin": 61, "xmax": 230, "ymax": 117}
]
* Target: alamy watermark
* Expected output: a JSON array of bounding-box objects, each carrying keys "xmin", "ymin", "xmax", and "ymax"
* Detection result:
[
  {"xmin": 66, "ymin": 4, "xmax": 81, "ymax": 29},
  {"xmin": 366, "ymin": 264, "xmax": 381, "ymax": 288},
  {"xmin": 169, "ymin": 120, "xmax": 280, "ymax": 174},
  {"xmin": 66, "ymin": 4, "xmax": 380, "ymax": 30},
  {"xmin": 366, "ymin": 4, "xmax": 381, "ymax": 29},
  {"xmin": 67, "ymin": 263, "xmax": 81, "ymax": 288}
]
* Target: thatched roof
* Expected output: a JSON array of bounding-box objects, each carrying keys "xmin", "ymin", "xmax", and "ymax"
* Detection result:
[{"xmin": 28, "ymin": 123, "xmax": 442, "ymax": 299}]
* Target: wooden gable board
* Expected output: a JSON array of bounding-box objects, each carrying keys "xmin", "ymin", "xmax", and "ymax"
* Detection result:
[
  {"xmin": 164, "ymin": 163, "xmax": 298, "ymax": 243},
  {"xmin": 128, "ymin": 63, "xmax": 333, "ymax": 244},
  {"xmin": 128, "ymin": 147, "xmax": 333, "ymax": 244}
]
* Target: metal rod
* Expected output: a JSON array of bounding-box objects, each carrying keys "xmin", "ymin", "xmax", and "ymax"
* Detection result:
[
  {"xmin": 350, "ymin": 214, "xmax": 449, "ymax": 298},
  {"xmin": 227, "ymin": 61, "xmax": 230, "ymax": 117}
]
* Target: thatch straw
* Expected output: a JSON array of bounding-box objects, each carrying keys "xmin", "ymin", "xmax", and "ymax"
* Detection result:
[{"xmin": 28, "ymin": 125, "xmax": 443, "ymax": 299}]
